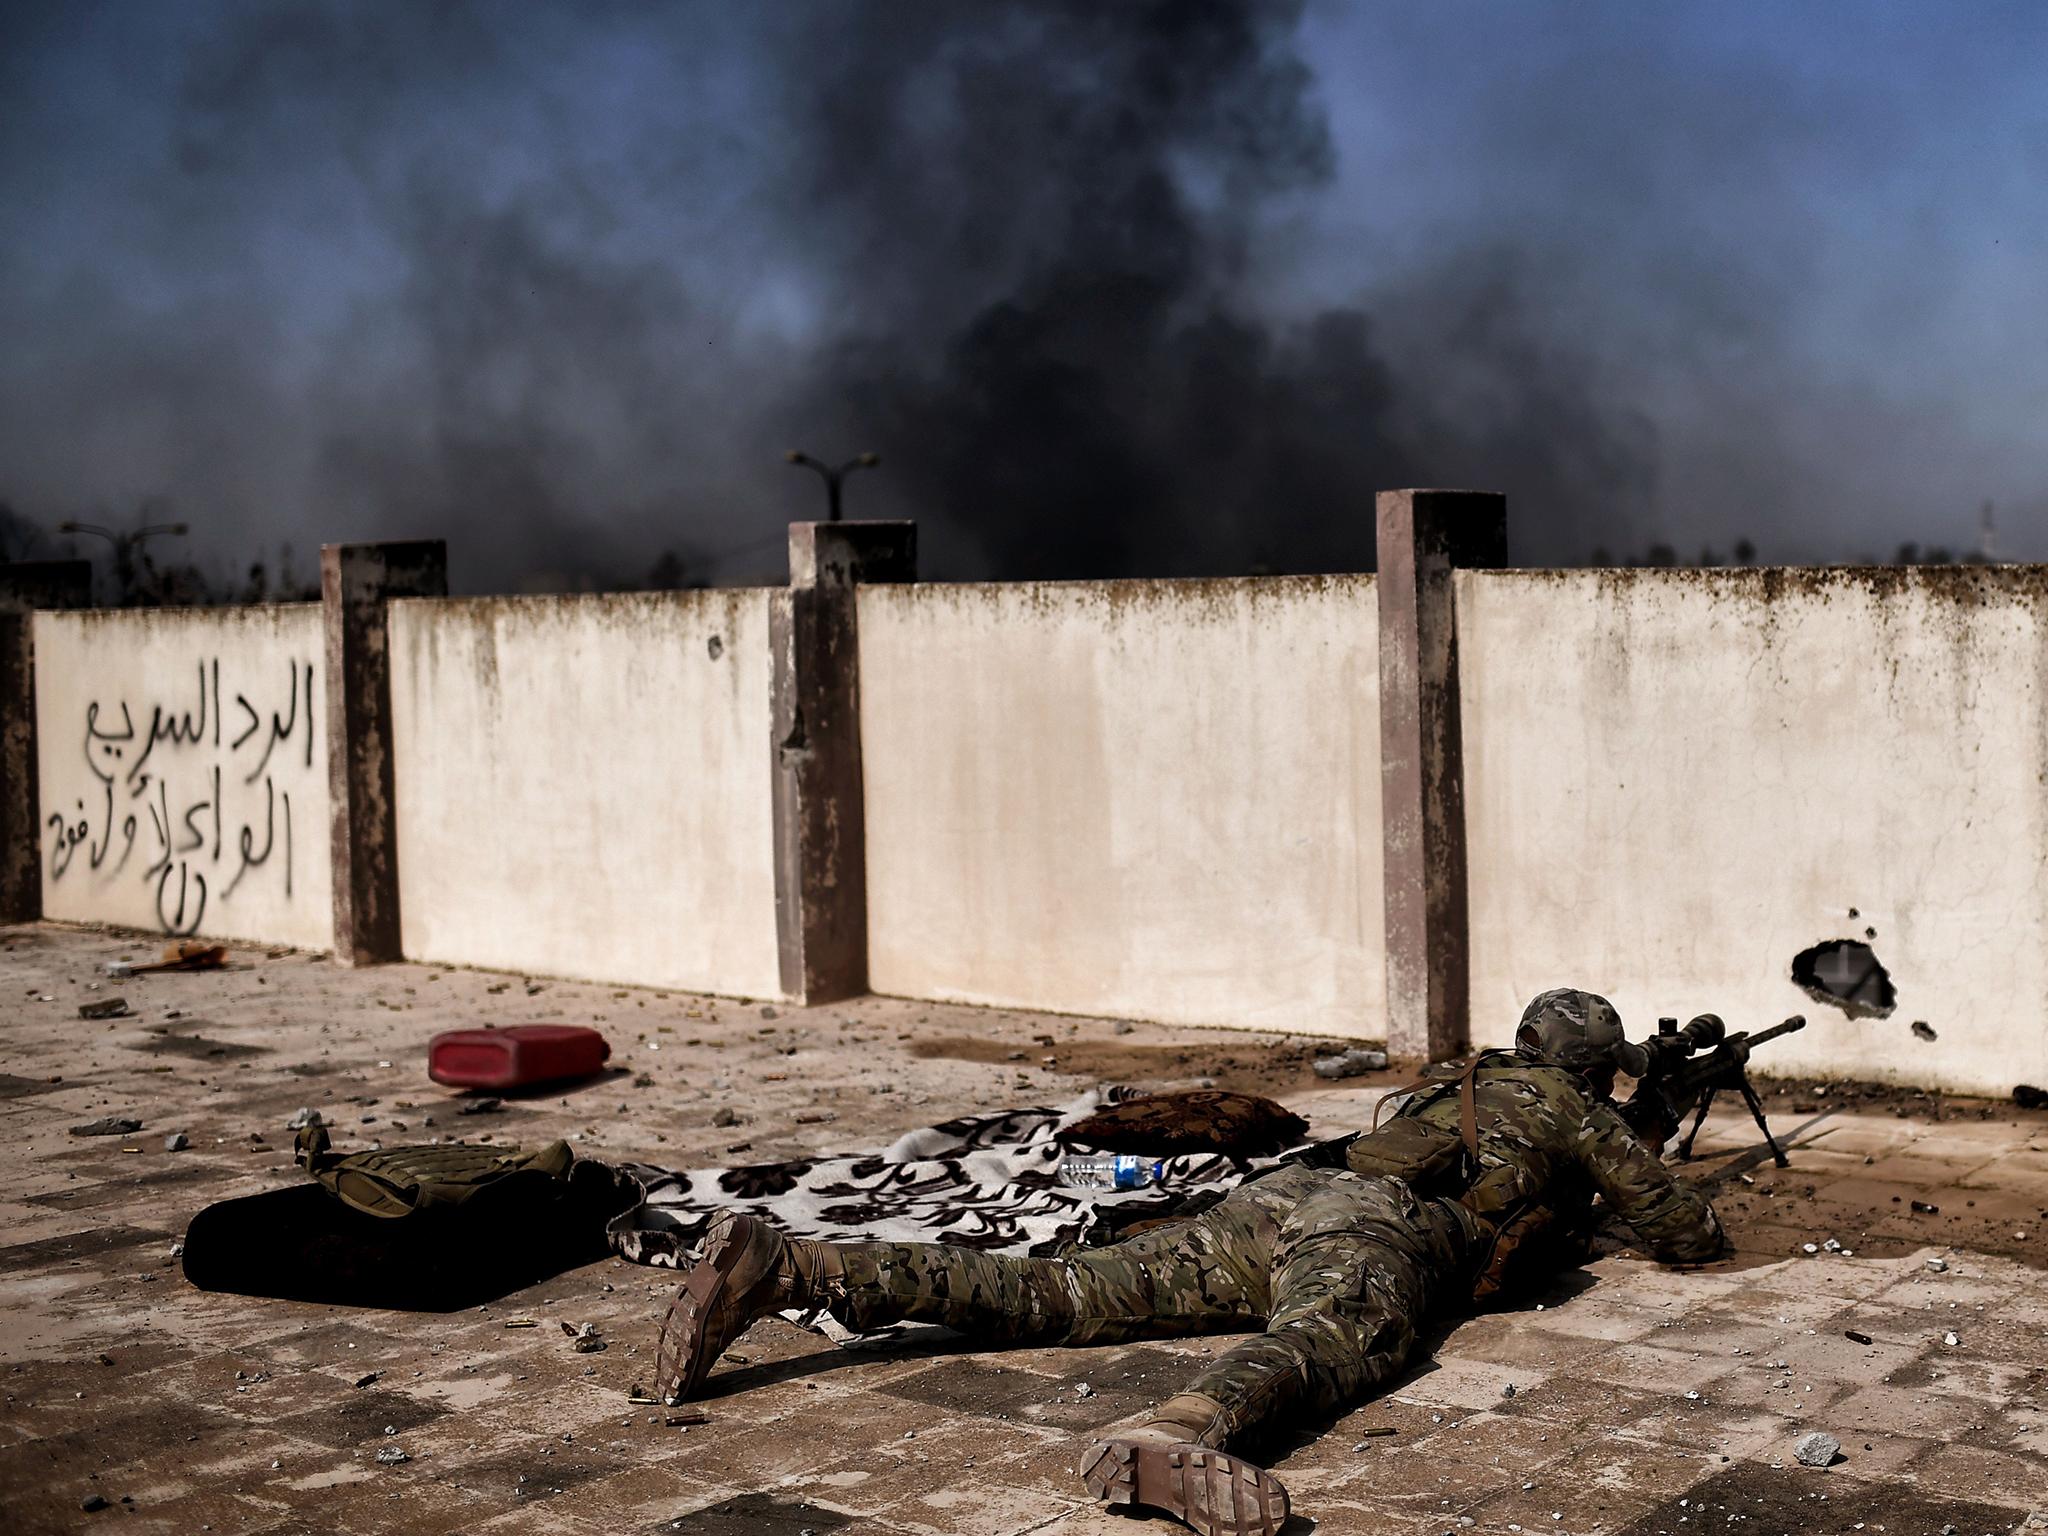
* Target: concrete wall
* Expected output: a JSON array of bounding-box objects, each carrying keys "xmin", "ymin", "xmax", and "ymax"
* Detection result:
[
  {"xmin": 859, "ymin": 577, "xmax": 1385, "ymax": 1036},
  {"xmin": 1457, "ymin": 566, "xmax": 2048, "ymax": 1095},
  {"xmin": 388, "ymin": 590, "xmax": 780, "ymax": 998},
  {"xmin": 34, "ymin": 605, "xmax": 332, "ymax": 949}
]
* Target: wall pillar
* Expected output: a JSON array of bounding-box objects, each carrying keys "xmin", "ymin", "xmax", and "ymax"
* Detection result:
[
  {"xmin": 0, "ymin": 562, "xmax": 92, "ymax": 923},
  {"xmin": 1378, "ymin": 489, "xmax": 1506, "ymax": 1061},
  {"xmin": 771, "ymin": 520, "xmax": 916, "ymax": 1005},
  {"xmin": 322, "ymin": 541, "xmax": 446, "ymax": 964}
]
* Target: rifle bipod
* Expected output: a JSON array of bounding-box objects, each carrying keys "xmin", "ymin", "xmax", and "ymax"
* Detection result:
[{"xmin": 1674, "ymin": 1076, "xmax": 1791, "ymax": 1168}]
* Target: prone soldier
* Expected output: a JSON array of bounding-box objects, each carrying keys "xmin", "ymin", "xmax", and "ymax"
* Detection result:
[{"xmin": 655, "ymin": 989, "xmax": 1723, "ymax": 1536}]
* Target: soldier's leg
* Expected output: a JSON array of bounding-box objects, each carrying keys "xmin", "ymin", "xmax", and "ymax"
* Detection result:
[
  {"xmin": 1078, "ymin": 1173, "xmax": 1476, "ymax": 1536},
  {"xmin": 826, "ymin": 1180, "xmax": 1278, "ymax": 1342},
  {"xmin": 660, "ymin": 1183, "xmax": 1283, "ymax": 1401},
  {"xmin": 1172, "ymin": 1172, "xmax": 1474, "ymax": 1442}
]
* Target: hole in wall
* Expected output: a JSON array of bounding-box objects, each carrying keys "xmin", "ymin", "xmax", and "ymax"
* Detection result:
[
  {"xmin": 1910, "ymin": 1021, "xmax": 1937, "ymax": 1042},
  {"xmin": 1790, "ymin": 939, "xmax": 1897, "ymax": 1019}
]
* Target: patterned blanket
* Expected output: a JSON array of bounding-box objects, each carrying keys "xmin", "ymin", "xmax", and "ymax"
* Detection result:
[{"xmin": 586, "ymin": 1087, "xmax": 1251, "ymax": 1267}]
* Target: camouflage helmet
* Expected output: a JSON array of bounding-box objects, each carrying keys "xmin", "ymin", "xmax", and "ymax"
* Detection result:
[{"xmin": 1516, "ymin": 988, "xmax": 1649, "ymax": 1078}]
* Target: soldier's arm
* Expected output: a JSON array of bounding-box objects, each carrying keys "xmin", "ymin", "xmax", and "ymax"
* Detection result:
[{"xmin": 1572, "ymin": 1100, "xmax": 1725, "ymax": 1263}]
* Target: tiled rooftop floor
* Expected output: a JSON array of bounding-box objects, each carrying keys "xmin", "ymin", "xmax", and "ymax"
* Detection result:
[{"xmin": 3, "ymin": 922, "xmax": 2045, "ymax": 1534}]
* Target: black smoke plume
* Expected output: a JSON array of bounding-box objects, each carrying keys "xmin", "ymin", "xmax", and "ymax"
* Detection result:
[{"xmin": 0, "ymin": 1, "xmax": 1825, "ymax": 589}]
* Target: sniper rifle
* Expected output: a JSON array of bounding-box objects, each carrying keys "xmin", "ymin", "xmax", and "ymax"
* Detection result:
[{"xmin": 1623, "ymin": 1013, "xmax": 1808, "ymax": 1168}]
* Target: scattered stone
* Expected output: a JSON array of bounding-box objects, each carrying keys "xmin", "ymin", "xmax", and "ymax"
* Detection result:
[
  {"xmin": 1925, "ymin": 1257, "xmax": 1948, "ymax": 1272},
  {"xmin": 81, "ymin": 1494, "xmax": 109, "ymax": 1512},
  {"xmin": 759, "ymin": 1006, "xmax": 778, "ymax": 1020},
  {"xmin": 286, "ymin": 1107, "xmax": 323, "ymax": 1131},
  {"xmin": 374, "ymin": 1446, "xmax": 409, "ymax": 1465},
  {"xmin": 1312, "ymin": 1047, "xmax": 1390, "ymax": 1079},
  {"xmin": 711, "ymin": 1107, "xmax": 739, "ymax": 1128},
  {"xmin": 1801, "ymin": 1243, "xmax": 1819, "ymax": 1255},
  {"xmin": 457, "ymin": 1097, "xmax": 502, "ymax": 1117},
  {"xmin": 632, "ymin": 1073, "xmax": 655, "ymax": 1088},
  {"xmin": 163, "ymin": 1132, "xmax": 189, "ymax": 1152},
  {"xmin": 1075, "ymin": 1382, "xmax": 1094, "ymax": 1398},
  {"xmin": 1943, "ymin": 1331, "xmax": 1960, "ymax": 1347},
  {"xmin": 562, "ymin": 1321, "xmax": 606, "ymax": 1353},
  {"xmin": 69, "ymin": 1117, "xmax": 142, "ymax": 1138},
  {"xmin": 1502, "ymin": 1383, "xmax": 1517, "ymax": 1398},
  {"xmin": 1793, "ymin": 1431, "xmax": 1840, "ymax": 1467},
  {"xmin": 79, "ymin": 997, "xmax": 131, "ymax": 1020},
  {"xmin": 169, "ymin": 1242, "xmax": 184, "ymax": 1258}
]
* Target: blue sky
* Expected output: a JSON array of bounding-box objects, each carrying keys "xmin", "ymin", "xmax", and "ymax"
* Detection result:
[{"xmin": 2, "ymin": 1, "xmax": 2042, "ymax": 585}]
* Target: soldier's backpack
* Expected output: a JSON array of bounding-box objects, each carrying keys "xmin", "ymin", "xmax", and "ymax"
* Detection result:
[{"xmin": 294, "ymin": 1123, "xmax": 574, "ymax": 1220}]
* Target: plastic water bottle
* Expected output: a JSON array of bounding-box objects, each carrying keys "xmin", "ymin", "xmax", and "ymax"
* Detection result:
[{"xmin": 1059, "ymin": 1154, "xmax": 1165, "ymax": 1191}]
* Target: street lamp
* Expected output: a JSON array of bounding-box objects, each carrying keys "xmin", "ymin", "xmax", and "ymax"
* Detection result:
[
  {"xmin": 59, "ymin": 518, "xmax": 189, "ymax": 602},
  {"xmin": 785, "ymin": 451, "xmax": 880, "ymax": 523}
]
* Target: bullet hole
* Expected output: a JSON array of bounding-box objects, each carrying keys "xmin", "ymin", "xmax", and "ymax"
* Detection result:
[
  {"xmin": 706, "ymin": 634, "xmax": 724, "ymax": 660},
  {"xmin": 1863, "ymin": 926, "xmax": 1877, "ymax": 941},
  {"xmin": 1790, "ymin": 940, "xmax": 1897, "ymax": 1019},
  {"xmin": 1910, "ymin": 1021, "xmax": 1937, "ymax": 1042}
]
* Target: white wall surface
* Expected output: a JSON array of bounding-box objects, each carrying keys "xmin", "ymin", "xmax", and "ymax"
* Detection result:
[
  {"xmin": 35, "ymin": 606, "xmax": 333, "ymax": 949},
  {"xmin": 1458, "ymin": 567, "xmax": 2048, "ymax": 1095},
  {"xmin": 389, "ymin": 591, "xmax": 780, "ymax": 998},
  {"xmin": 860, "ymin": 577, "xmax": 1385, "ymax": 1036}
]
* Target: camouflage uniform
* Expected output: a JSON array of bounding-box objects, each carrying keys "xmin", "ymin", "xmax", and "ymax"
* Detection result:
[
  {"xmin": 1377, "ymin": 1049, "xmax": 1726, "ymax": 1288},
  {"xmin": 805, "ymin": 1164, "xmax": 1482, "ymax": 1446}
]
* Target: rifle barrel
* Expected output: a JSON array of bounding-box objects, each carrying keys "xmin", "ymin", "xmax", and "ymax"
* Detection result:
[{"xmin": 1746, "ymin": 1015, "xmax": 1807, "ymax": 1048}]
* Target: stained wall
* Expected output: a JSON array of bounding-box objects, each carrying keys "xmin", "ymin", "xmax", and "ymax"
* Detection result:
[
  {"xmin": 386, "ymin": 590, "xmax": 780, "ymax": 998},
  {"xmin": 858, "ymin": 576, "xmax": 1386, "ymax": 1036},
  {"xmin": 1457, "ymin": 566, "xmax": 2048, "ymax": 1094},
  {"xmin": 34, "ymin": 605, "xmax": 333, "ymax": 949}
]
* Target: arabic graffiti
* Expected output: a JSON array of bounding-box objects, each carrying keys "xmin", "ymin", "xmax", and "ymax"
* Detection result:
[{"xmin": 47, "ymin": 657, "xmax": 318, "ymax": 935}]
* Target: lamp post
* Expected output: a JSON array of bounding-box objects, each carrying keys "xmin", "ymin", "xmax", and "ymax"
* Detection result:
[
  {"xmin": 59, "ymin": 518, "xmax": 189, "ymax": 603},
  {"xmin": 785, "ymin": 451, "xmax": 880, "ymax": 523}
]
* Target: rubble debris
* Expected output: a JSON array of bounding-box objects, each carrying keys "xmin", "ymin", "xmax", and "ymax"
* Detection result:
[
  {"xmin": 456, "ymin": 1097, "xmax": 503, "ymax": 1117},
  {"xmin": 1789, "ymin": 939, "xmax": 1895, "ymax": 1018},
  {"xmin": 374, "ymin": 1446, "xmax": 409, "ymax": 1465},
  {"xmin": 1793, "ymin": 1431, "xmax": 1841, "ymax": 1467},
  {"xmin": 1926, "ymin": 1257, "xmax": 1948, "ymax": 1272},
  {"xmin": 79, "ymin": 997, "xmax": 131, "ymax": 1020},
  {"xmin": 1056, "ymin": 1090, "xmax": 1309, "ymax": 1159},
  {"xmin": 286, "ymin": 1107, "xmax": 324, "ymax": 1131},
  {"xmin": 760, "ymin": 1006, "xmax": 778, "ymax": 1020},
  {"xmin": 163, "ymin": 1132, "xmax": 190, "ymax": 1152},
  {"xmin": 562, "ymin": 1321, "xmax": 606, "ymax": 1352},
  {"xmin": 2015, "ymin": 1084, "xmax": 2048, "ymax": 1110},
  {"xmin": 80, "ymin": 1494, "xmax": 109, "ymax": 1512},
  {"xmin": 69, "ymin": 1116, "xmax": 142, "ymax": 1137},
  {"xmin": 1312, "ymin": 1047, "xmax": 1390, "ymax": 1079},
  {"xmin": 1943, "ymin": 1331, "xmax": 1960, "ymax": 1346},
  {"xmin": 711, "ymin": 1107, "xmax": 739, "ymax": 1128}
]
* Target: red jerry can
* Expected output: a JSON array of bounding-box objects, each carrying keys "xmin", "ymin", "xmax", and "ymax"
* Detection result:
[{"xmin": 428, "ymin": 1025, "xmax": 611, "ymax": 1090}]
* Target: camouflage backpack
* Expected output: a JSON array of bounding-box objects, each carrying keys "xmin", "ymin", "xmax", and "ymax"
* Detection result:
[{"xmin": 294, "ymin": 1123, "xmax": 574, "ymax": 1220}]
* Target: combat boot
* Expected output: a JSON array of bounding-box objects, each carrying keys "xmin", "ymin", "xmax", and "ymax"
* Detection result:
[
  {"xmin": 655, "ymin": 1211, "xmax": 836, "ymax": 1402},
  {"xmin": 1079, "ymin": 1393, "xmax": 1290, "ymax": 1536}
]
